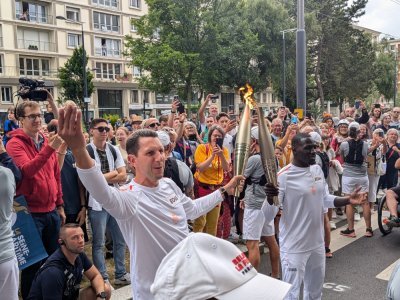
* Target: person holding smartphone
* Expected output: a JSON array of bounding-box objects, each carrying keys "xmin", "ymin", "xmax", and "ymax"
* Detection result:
[{"xmin": 192, "ymin": 125, "xmax": 230, "ymax": 236}]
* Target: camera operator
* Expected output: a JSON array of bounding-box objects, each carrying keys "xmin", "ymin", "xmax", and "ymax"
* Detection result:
[{"xmin": 6, "ymin": 99, "xmax": 65, "ymax": 299}]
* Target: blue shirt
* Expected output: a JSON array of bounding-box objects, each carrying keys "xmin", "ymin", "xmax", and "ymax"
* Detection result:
[{"xmin": 3, "ymin": 120, "xmax": 18, "ymax": 146}]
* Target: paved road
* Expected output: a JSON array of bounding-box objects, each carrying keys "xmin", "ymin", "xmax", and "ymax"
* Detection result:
[{"xmin": 257, "ymin": 215, "xmax": 400, "ymax": 300}]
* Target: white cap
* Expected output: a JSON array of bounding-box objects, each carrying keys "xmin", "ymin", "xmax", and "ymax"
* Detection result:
[
  {"xmin": 150, "ymin": 233, "xmax": 291, "ymax": 300},
  {"xmin": 309, "ymin": 131, "xmax": 322, "ymax": 144},
  {"xmin": 338, "ymin": 119, "xmax": 349, "ymax": 126},
  {"xmin": 251, "ymin": 126, "xmax": 259, "ymax": 140},
  {"xmin": 349, "ymin": 121, "xmax": 360, "ymax": 131},
  {"xmin": 157, "ymin": 130, "xmax": 170, "ymax": 147}
]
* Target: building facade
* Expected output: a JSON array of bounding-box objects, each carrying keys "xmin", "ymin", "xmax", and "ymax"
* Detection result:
[{"xmin": 0, "ymin": 0, "xmax": 279, "ymax": 127}]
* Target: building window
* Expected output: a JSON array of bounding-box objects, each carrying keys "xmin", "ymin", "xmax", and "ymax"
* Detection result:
[
  {"xmin": 130, "ymin": 18, "xmax": 137, "ymax": 32},
  {"xmin": 94, "ymin": 38, "xmax": 121, "ymax": 57},
  {"xmin": 66, "ymin": 6, "xmax": 80, "ymax": 22},
  {"xmin": 16, "ymin": 1, "xmax": 48, "ymax": 23},
  {"xmin": 19, "ymin": 57, "xmax": 50, "ymax": 76},
  {"xmin": 67, "ymin": 33, "xmax": 81, "ymax": 48},
  {"xmin": 129, "ymin": 0, "xmax": 140, "ymax": 8},
  {"xmin": 95, "ymin": 62, "xmax": 121, "ymax": 80},
  {"xmin": 143, "ymin": 90, "xmax": 149, "ymax": 102},
  {"xmin": 1, "ymin": 87, "xmax": 12, "ymax": 103},
  {"xmin": 221, "ymin": 93, "xmax": 234, "ymax": 112},
  {"xmin": 0, "ymin": 55, "xmax": 3, "ymax": 74},
  {"xmin": 92, "ymin": 0, "xmax": 118, "ymax": 9},
  {"xmin": 93, "ymin": 12, "xmax": 120, "ymax": 33},
  {"xmin": 98, "ymin": 89, "xmax": 122, "ymax": 117},
  {"xmin": 133, "ymin": 66, "xmax": 141, "ymax": 77},
  {"xmin": 131, "ymin": 90, "xmax": 139, "ymax": 103}
]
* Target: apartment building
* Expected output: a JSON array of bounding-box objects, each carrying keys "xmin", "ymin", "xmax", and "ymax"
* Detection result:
[
  {"xmin": 387, "ymin": 38, "xmax": 400, "ymax": 101},
  {"xmin": 0, "ymin": 0, "xmax": 279, "ymax": 126}
]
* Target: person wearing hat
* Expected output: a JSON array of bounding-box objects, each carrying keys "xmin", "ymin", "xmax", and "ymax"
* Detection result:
[
  {"xmin": 151, "ymin": 233, "xmax": 291, "ymax": 300},
  {"xmin": 130, "ymin": 115, "xmax": 143, "ymax": 131},
  {"xmin": 339, "ymin": 122, "xmax": 371, "ymax": 237},
  {"xmin": 241, "ymin": 126, "xmax": 280, "ymax": 278},
  {"xmin": 56, "ymin": 105, "xmax": 246, "ymax": 300}
]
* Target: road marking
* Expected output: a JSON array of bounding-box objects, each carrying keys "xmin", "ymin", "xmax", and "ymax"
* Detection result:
[
  {"xmin": 376, "ymin": 259, "xmax": 400, "ymax": 281},
  {"xmin": 323, "ymin": 283, "xmax": 351, "ymax": 292}
]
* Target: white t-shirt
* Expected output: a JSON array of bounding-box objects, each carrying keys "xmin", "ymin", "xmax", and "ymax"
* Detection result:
[
  {"xmin": 87, "ymin": 143, "xmax": 125, "ymax": 211},
  {"xmin": 77, "ymin": 164, "xmax": 223, "ymax": 300},
  {"xmin": 223, "ymin": 133, "xmax": 234, "ymax": 157},
  {"xmin": 278, "ymin": 164, "xmax": 335, "ymax": 253}
]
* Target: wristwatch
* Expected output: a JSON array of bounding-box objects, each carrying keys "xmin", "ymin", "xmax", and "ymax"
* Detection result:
[
  {"xmin": 96, "ymin": 291, "xmax": 107, "ymax": 299},
  {"xmin": 219, "ymin": 187, "xmax": 229, "ymax": 200}
]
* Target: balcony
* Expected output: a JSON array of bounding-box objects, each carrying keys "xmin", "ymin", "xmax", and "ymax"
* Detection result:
[
  {"xmin": 92, "ymin": 0, "xmax": 119, "ymax": 10},
  {"xmin": 0, "ymin": 66, "xmax": 58, "ymax": 78},
  {"xmin": 95, "ymin": 47, "xmax": 121, "ymax": 58},
  {"xmin": 17, "ymin": 39, "xmax": 56, "ymax": 52},
  {"xmin": 16, "ymin": 9, "xmax": 53, "ymax": 24},
  {"xmin": 93, "ymin": 23, "xmax": 120, "ymax": 34}
]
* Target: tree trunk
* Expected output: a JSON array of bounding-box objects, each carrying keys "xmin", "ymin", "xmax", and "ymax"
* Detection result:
[{"xmin": 315, "ymin": 37, "xmax": 325, "ymax": 110}]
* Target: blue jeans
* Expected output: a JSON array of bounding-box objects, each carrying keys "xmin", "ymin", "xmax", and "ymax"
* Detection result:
[
  {"xmin": 88, "ymin": 209, "xmax": 126, "ymax": 280},
  {"xmin": 21, "ymin": 209, "xmax": 61, "ymax": 299}
]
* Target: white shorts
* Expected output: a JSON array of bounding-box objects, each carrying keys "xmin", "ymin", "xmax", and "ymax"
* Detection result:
[
  {"xmin": 281, "ymin": 246, "xmax": 325, "ymax": 300},
  {"xmin": 341, "ymin": 175, "xmax": 369, "ymax": 194},
  {"xmin": 243, "ymin": 202, "xmax": 279, "ymax": 240},
  {"xmin": 0, "ymin": 257, "xmax": 19, "ymax": 300},
  {"xmin": 368, "ymin": 174, "xmax": 380, "ymax": 203}
]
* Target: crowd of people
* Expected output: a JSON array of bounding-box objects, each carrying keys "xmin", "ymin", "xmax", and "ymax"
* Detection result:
[{"xmin": 0, "ymin": 91, "xmax": 399, "ymax": 300}]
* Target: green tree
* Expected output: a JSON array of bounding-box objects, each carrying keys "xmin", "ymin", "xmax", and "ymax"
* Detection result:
[
  {"xmin": 58, "ymin": 47, "xmax": 94, "ymax": 109},
  {"xmin": 374, "ymin": 50, "xmax": 397, "ymax": 101},
  {"xmin": 125, "ymin": 0, "xmax": 261, "ymax": 111}
]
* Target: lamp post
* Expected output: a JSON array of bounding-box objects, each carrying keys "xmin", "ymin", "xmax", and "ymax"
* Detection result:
[
  {"xmin": 296, "ymin": 0, "xmax": 307, "ymax": 114},
  {"xmin": 280, "ymin": 28, "xmax": 296, "ymax": 107},
  {"xmin": 56, "ymin": 16, "xmax": 89, "ymax": 127},
  {"xmin": 394, "ymin": 50, "xmax": 398, "ymax": 107}
]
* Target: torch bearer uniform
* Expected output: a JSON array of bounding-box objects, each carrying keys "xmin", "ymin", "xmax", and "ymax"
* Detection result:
[{"xmin": 278, "ymin": 163, "xmax": 335, "ymax": 300}]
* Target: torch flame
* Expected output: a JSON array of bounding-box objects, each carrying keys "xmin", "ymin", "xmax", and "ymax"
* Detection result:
[{"xmin": 239, "ymin": 83, "xmax": 258, "ymax": 109}]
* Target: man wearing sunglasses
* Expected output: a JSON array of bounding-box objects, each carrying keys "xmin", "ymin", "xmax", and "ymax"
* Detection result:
[
  {"xmin": 6, "ymin": 100, "xmax": 66, "ymax": 299},
  {"xmin": 87, "ymin": 119, "xmax": 130, "ymax": 287},
  {"xmin": 143, "ymin": 118, "xmax": 160, "ymax": 131}
]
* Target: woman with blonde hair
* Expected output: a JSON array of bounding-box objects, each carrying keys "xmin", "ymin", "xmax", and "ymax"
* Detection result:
[{"xmin": 116, "ymin": 127, "xmax": 133, "ymax": 182}]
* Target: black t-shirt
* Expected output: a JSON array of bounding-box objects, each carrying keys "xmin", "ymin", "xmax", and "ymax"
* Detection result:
[
  {"xmin": 28, "ymin": 248, "xmax": 92, "ymax": 300},
  {"xmin": 61, "ymin": 150, "xmax": 81, "ymax": 215},
  {"xmin": 44, "ymin": 112, "xmax": 55, "ymax": 124}
]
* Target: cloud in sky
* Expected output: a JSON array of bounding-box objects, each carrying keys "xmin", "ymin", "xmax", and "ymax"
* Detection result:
[{"xmin": 354, "ymin": 0, "xmax": 400, "ymax": 38}]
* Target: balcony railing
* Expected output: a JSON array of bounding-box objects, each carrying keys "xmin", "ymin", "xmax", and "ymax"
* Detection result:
[
  {"xmin": 92, "ymin": 0, "xmax": 119, "ymax": 10},
  {"xmin": 17, "ymin": 39, "xmax": 56, "ymax": 52},
  {"xmin": 95, "ymin": 47, "xmax": 121, "ymax": 57},
  {"xmin": 16, "ymin": 9, "xmax": 53, "ymax": 24},
  {"xmin": 93, "ymin": 23, "xmax": 120, "ymax": 33},
  {"xmin": 0, "ymin": 66, "xmax": 58, "ymax": 78}
]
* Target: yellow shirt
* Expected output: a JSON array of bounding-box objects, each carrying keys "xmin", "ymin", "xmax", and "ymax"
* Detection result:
[
  {"xmin": 276, "ymin": 139, "xmax": 293, "ymax": 168},
  {"xmin": 194, "ymin": 144, "xmax": 229, "ymax": 185}
]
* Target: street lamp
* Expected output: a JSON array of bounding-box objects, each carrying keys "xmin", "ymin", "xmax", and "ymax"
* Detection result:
[
  {"xmin": 280, "ymin": 28, "xmax": 296, "ymax": 107},
  {"xmin": 56, "ymin": 15, "xmax": 89, "ymax": 127}
]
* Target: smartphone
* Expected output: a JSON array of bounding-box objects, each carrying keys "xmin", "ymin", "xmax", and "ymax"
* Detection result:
[
  {"xmin": 230, "ymin": 114, "xmax": 237, "ymax": 121},
  {"xmin": 177, "ymin": 102, "xmax": 185, "ymax": 114},
  {"xmin": 374, "ymin": 103, "xmax": 381, "ymax": 109},
  {"xmin": 216, "ymin": 137, "xmax": 223, "ymax": 148},
  {"xmin": 306, "ymin": 112, "xmax": 312, "ymax": 119},
  {"xmin": 188, "ymin": 134, "xmax": 197, "ymax": 141},
  {"xmin": 354, "ymin": 100, "xmax": 360, "ymax": 109},
  {"xmin": 211, "ymin": 95, "xmax": 219, "ymax": 103},
  {"xmin": 378, "ymin": 131, "xmax": 384, "ymax": 138},
  {"xmin": 291, "ymin": 116, "xmax": 298, "ymax": 124}
]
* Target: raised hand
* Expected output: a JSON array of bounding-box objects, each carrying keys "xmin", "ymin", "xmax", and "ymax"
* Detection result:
[
  {"xmin": 349, "ymin": 186, "xmax": 367, "ymax": 205},
  {"xmin": 223, "ymin": 175, "xmax": 245, "ymax": 196},
  {"xmin": 58, "ymin": 106, "xmax": 86, "ymax": 152},
  {"xmin": 48, "ymin": 133, "xmax": 64, "ymax": 150}
]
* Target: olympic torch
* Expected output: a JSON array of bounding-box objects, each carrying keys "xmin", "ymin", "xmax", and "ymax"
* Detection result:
[
  {"xmin": 257, "ymin": 106, "xmax": 279, "ymax": 206},
  {"xmin": 234, "ymin": 84, "xmax": 256, "ymax": 203}
]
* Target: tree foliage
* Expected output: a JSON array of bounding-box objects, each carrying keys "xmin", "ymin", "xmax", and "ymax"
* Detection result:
[
  {"xmin": 374, "ymin": 47, "xmax": 397, "ymax": 101},
  {"xmin": 58, "ymin": 47, "xmax": 94, "ymax": 108}
]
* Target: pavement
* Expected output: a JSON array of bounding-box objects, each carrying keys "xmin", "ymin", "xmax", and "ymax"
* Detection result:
[{"xmin": 110, "ymin": 206, "xmax": 400, "ymax": 300}]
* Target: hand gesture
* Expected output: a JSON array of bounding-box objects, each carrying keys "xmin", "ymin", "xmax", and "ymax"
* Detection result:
[
  {"xmin": 223, "ymin": 175, "xmax": 245, "ymax": 196},
  {"xmin": 76, "ymin": 208, "xmax": 86, "ymax": 226},
  {"xmin": 226, "ymin": 119, "xmax": 237, "ymax": 133},
  {"xmin": 212, "ymin": 145, "xmax": 223, "ymax": 157},
  {"xmin": 58, "ymin": 106, "xmax": 86, "ymax": 152},
  {"xmin": 205, "ymin": 94, "xmax": 213, "ymax": 103},
  {"xmin": 171, "ymin": 100, "xmax": 180, "ymax": 111},
  {"xmin": 264, "ymin": 183, "xmax": 279, "ymax": 205},
  {"xmin": 179, "ymin": 113, "xmax": 187, "ymax": 123},
  {"xmin": 349, "ymin": 187, "xmax": 367, "ymax": 206},
  {"xmin": 48, "ymin": 132, "xmax": 63, "ymax": 150}
]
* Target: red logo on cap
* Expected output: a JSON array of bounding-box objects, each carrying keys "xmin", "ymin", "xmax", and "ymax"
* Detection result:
[{"xmin": 232, "ymin": 253, "xmax": 253, "ymax": 275}]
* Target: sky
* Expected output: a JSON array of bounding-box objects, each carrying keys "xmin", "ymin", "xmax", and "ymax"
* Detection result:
[{"xmin": 354, "ymin": 0, "xmax": 400, "ymax": 38}]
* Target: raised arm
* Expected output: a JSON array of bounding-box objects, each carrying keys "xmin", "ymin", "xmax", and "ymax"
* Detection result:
[{"xmin": 199, "ymin": 94, "xmax": 212, "ymax": 124}]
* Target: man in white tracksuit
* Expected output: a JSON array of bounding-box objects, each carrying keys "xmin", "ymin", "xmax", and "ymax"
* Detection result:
[
  {"xmin": 57, "ymin": 106, "xmax": 245, "ymax": 300},
  {"xmin": 270, "ymin": 132, "xmax": 367, "ymax": 300}
]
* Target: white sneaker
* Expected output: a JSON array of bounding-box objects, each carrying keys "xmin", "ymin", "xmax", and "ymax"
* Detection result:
[
  {"xmin": 114, "ymin": 273, "xmax": 131, "ymax": 285},
  {"xmin": 354, "ymin": 213, "xmax": 361, "ymax": 221},
  {"xmin": 330, "ymin": 221, "xmax": 336, "ymax": 229}
]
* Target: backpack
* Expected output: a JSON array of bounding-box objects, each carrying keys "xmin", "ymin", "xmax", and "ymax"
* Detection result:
[
  {"xmin": 344, "ymin": 139, "xmax": 364, "ymax": 165},
  {"xmin": 316, "ymin": 151, "xmax": 330, "ymax": 179},
  {"xmin": 86, "ymin": 144, "xmax": 117, "ymax": 162},
  {"xmin": 164, "ymin": 157, "xmax": 185, "ymax": 192}
]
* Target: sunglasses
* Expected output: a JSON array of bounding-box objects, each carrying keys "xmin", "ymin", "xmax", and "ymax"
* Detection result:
[
  {"xmin": 93, "ymin": 126, "xmax": 110, "ymax": 133},
  {"xmin": 23, "ymin": 114, "xmax": 42, "ymax": 121},
  {"xmin": 148, "ymin": 123, "xmax": 160, "ymax": 128}
]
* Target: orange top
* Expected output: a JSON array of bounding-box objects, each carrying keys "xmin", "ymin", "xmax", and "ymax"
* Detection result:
[{"xmin": 194, "ymin": 144, "xmax": 229, "ymax": 185}]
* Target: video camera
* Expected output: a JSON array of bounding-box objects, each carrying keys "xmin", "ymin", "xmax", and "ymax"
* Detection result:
[{"xmin": 17, "ymin": 78, "xmax": 48, "ymax": 101}]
